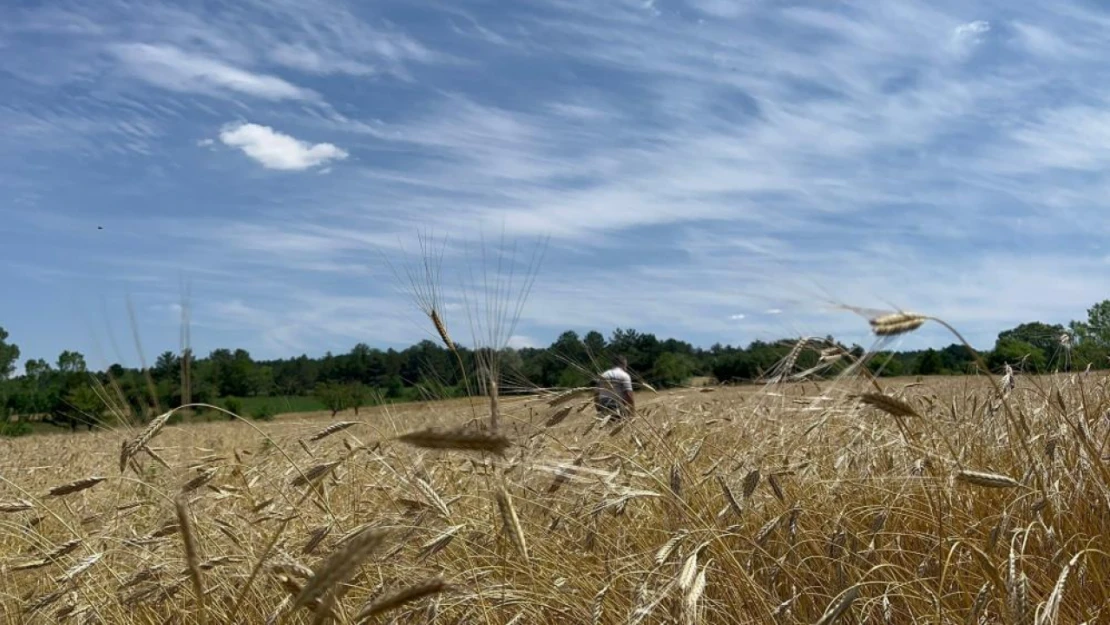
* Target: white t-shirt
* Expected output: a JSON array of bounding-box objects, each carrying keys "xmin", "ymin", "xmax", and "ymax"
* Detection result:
[{"xmin": 597, "ymin": 367, "xmax": 633, "ymax": 403}]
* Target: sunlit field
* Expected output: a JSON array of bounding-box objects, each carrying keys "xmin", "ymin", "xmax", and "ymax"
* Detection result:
[{"xmin": 2, "ymin": 370, "xmax": 1107, "ymax": 624}]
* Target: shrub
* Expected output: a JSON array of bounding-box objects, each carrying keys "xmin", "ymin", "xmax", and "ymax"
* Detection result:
[
  {"xmin": 0, "ymin": 418, "xmax": 32, "ymax": 438},
  {"xmin": 252, "ymin": 403, "xmax": 274, "ymax": 421},
  {"xmin": 223, "ymin": 397, "xmax": 243, "ymax": 419}
]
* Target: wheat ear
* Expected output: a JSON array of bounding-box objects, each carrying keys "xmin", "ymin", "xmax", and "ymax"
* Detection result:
[
  {"xmin": 815, "ymin": 585, "xmax": 860, "ymax": 625},
  {"xmin": 855, "ymin": 393, "xmax": 921, "ymax": 418},
  {"xmin": 396, "ymin": 426, "xmax": 511, "ymax": 456},
  {"xmin": 869, "ymin": 312, "xmax": 928, "ymax": 336},
  {"xmin": 120, "ymin": 410, "xmax": 172, "ymax": 472},
  {"xmin": 308, "ymin": 421, "xmax": 359, "ymax": 442},
  {"xmin": 174, "ymin": 495, "xmax": 206, "ymax": 625},
  {"xmin": 495, "ymin": 486, "xmax": 529, "ymax": 561},
  {"xmin": 293, "ymin": 526, "xmax": 392, "ymax": 611},
  {"xmin": 354, "ymin": 577, "xmax": 448, "ymax": 622},
  {"xmin": 47, "ymin": 477, "xmax": 106, "ymax": 498},
  {"xmin": 956, "ymin": 470, "xmax": 1023, "ymax": 489},
  {"xmin": 430, "ymin": 309, "xmax": 455, "ymax": 351}
]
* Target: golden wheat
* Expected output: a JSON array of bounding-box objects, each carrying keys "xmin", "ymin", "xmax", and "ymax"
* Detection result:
[
  {"xmin": 869, "ymin": 312, "xmax": 928, "ymax": 336},
  {"xmin": 0, "ymin": 372, "xmax": 1107, "ymax": 623},
  {"xmin": 353, "ymin": 577, "xmax": 447, "ymax": 622},
  {"xmin": 956, "ymin": 469, "xmax": 1024, "ymax": 489}
]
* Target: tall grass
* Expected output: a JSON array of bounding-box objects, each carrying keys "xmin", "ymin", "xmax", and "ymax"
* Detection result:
[
  {"xmin": 2, "ymin": 300, "xmax": 1110, "ymax": 623},
  {"xmin": 388, "ymin": 229, "xmax": 546, "ymax": 431}
]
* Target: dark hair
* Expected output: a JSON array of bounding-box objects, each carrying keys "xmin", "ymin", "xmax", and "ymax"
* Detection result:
[{"xmin": 613, "ymin": 354, "xmax": 628, "ymax": 369}]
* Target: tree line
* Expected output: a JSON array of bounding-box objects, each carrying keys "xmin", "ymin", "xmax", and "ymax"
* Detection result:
[{"xmin": 2, "ymin": 298, "xmax": 1110, "ymax": 435}]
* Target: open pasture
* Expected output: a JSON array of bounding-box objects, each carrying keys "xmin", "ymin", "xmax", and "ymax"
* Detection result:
[{"xmin": 1, "ymin": 373, "xmax": 1108, "ymax": 624}]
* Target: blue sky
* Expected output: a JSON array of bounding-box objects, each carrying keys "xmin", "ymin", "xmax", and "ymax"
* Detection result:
[{"xmin": 4, "ymin": 0, "xmax": 1110, "ymax": 369}]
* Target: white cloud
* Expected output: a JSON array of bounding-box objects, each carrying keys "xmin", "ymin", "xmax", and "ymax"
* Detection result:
[
  {"xmin": 217, "ymin": 122, "xmax": 348, "ymax": 170},
  {"xmin": 950, "ymin": 20, "xmax": 990, "ymax": 55},
  {"xmin": 109, "ymin": 43, "xmax": 317, "ymax": 101},
  {"xmin": 955, "ymin": 20, "xmax": 990, "ymax": 38},
  {"xmin": 270, "ymin": 43, "xmax": 376, "ymax": 76},
  {"xmin": 687, "ymin": 0, "xmax": 751, "ymax": 19},
  {"xmin": 1011, "ymin": 22, "xmax": 1077, "ymax": 59},
  {"xmin": 730, "ymin": 314, "xmax": 745, "ymax": 320}
]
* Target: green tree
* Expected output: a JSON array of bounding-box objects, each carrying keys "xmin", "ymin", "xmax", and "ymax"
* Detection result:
[
  {"xmin": 989, "ymin": 339, "xmax": 1047, "ymax": 373},
  {"xmin": 252, "ymin": 365, "xmax": 276, "ymax": 396},
  {"xmin": 651, "ymin": 352, "xmax": 696, "ymax": 387},
  {"xmin": 867, "ymin": 352, "xmax": 905, "ymax": 377},
  {"xmin": 347, "ymin": 383, "xmax": 367, "ymax": 416},
  {"xmin": 209, "ymin": 348, "xmax": 256, "ymax": 397},
  {"xmin": 57, "ymin": 350, "xmax": 87, "ymax": 374},
  {"xmin": 914, "ymin": 349, "xmax": 944, "ymax": 375},
  {"xmin": 583, "ymin": 331, "xmax": 607, "ymax": 362},
  {"xmin": 154, "ymin": 351, "xmax": 180, "ymax": 380},
  {"xmin": 1071, "ymin": 300, "xmax": 1110, "ymax": 349},
  {"xmin": 997, "ymin": 322, "xmax": 1068, "ymax": 367},
  {"xmin": 63, "ymin": 385, "xmax": 104, "ymax": 431},
  {"xmin": 24, "ymin": 358, "xmax": 51, "ymax": 378},
  {"xmin": 0, "ymin": 327, "xmax": 19, "ymax": 380},
  {"xmin": 315, "ymin": 382, "xmax": 348, "ymax": 417},
  {"xmin": 556, "ymin": 367, "xmax": 590, "ymax": 389}
]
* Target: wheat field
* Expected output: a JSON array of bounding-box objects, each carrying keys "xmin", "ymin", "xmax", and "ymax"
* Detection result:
[{"xmin": 1, "ymin": 372, "xmax": 1108, "ymax": 624}]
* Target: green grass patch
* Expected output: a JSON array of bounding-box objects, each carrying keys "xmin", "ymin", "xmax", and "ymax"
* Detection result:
[{"xmin": 220, "ymin": 395, "xmax": 326, "ymax": 415}]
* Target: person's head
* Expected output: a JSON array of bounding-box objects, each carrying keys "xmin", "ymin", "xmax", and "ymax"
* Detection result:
[{"xmin": 612, "ymin": 354, "xmax": 628, "ymax": 370}]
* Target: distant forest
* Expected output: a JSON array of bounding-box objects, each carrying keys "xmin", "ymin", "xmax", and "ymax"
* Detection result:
[{"xmin": 2, "ymin": 298, "xmax": 1109, "ymax": 435}]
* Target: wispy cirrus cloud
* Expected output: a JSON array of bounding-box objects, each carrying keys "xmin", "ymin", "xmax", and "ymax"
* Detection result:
[
  {"xmin": 109, "ymin": 43, "xmax": 318, "ymax": 102},
  {"xmin": 950, "ymin": 20, "xmax": 991, "ymax": 55},
  {"xmin": 7, "ymin": 0, "xmax": 1110, "ymax": 362}
]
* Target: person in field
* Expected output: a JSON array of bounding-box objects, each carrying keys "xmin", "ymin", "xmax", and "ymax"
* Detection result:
[{"xmin": 595, "ymin": 355, "xmax": 635, "ymax": 422}]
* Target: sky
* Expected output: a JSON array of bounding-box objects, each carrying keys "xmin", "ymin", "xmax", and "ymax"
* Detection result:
[{"xmin": 4, "ymin": 0, "xmax": 1110, "ymax": 370}]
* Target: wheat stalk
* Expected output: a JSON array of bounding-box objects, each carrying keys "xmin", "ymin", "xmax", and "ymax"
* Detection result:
[
  {"xmin": 430, "ymin": 309, "xmax": 455, "ymax": 351},
  {"xmin": 415, "ymin": 477, "xmax": 452, "ymax": 519},
  {"xmin": 181, "ymin": 467, "xmax": 217, "ymax": 493},
  {"xmin": 591, "ymin": 584, "xmax": 609, "ymax": 625},
  {"xmin": 956, "ymin": 470, "xmax": 1023, "ymax": 489},
  {"xmin": 174, "ymin": 495, "xmax": 206, "ymax": 625},
  {"xmin": 354, "ymin": 577, "xmax": 448, "ymax": 622},
  {"xmin": 1035, "ymin": 552, "xmax": 1081, "ymax": 625},
  {"xmin": 855, "ymin": 393, "xmax": 921, "ymax": 418},
  {"xmin": 417, "ymin": 524, "xmax": 463, "ymax": 561},
  {"xmin": 495, "ymin": 486, "xmax": 529, "ymax": 561},
  {"xmin": 291, "ymin": 461, "xmax": 341, "ymax": 487},
  {"xmin": 301, "ymin": 525, "xmax": 331, "ymax": 556},
  {"xmin": 55, "ymin": 553, "xmax": 103, "ymax": 584},
  {"xmin": 816, "ymin": 585, "xmax": 860, "ymax": 625},
  {"xmin": 716, "ymin": 476, "xmax": 743, "ymax": 517},
  {"xmin": 396, "ymin": 426, "xmax": 511, "ymax": 455},
  {"xmin": 547, "ymin": 387, "xmax": 593, "ymax": 407},
  {"xmin": 293, "ymin": 526, "xmax": 393, "ymax": 611},
  {"xmin": 741, "ymin": 469, "xmax": 760, "ymax": 499},
  {"xmin": 120, "ymin": 410, "xmax": 173, "ymax": 472},
  {"xmin": 545, "ymin": 405, "xmax": 574, "ymax": 427},
  {"xmin": 308, "ymin": 421, "xmax": 359, "ymax": 442},
  {"xmin": 47, "ymin": 476, "xmax": 106, "ymax": 497},
  {"xmin": 655, "ymin": 531, "xmax": 689, "ymax": 566},
  {"xmin": 767, "ymin": 474, "xmax": 785, "ymax": 502},
  {"xmin": 0, "ymin": 500, "xmax": 33, "ymax": 513},
  {"xmin": 683, "ymin": 563, "xmax": 708, "ymax": 625}
]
